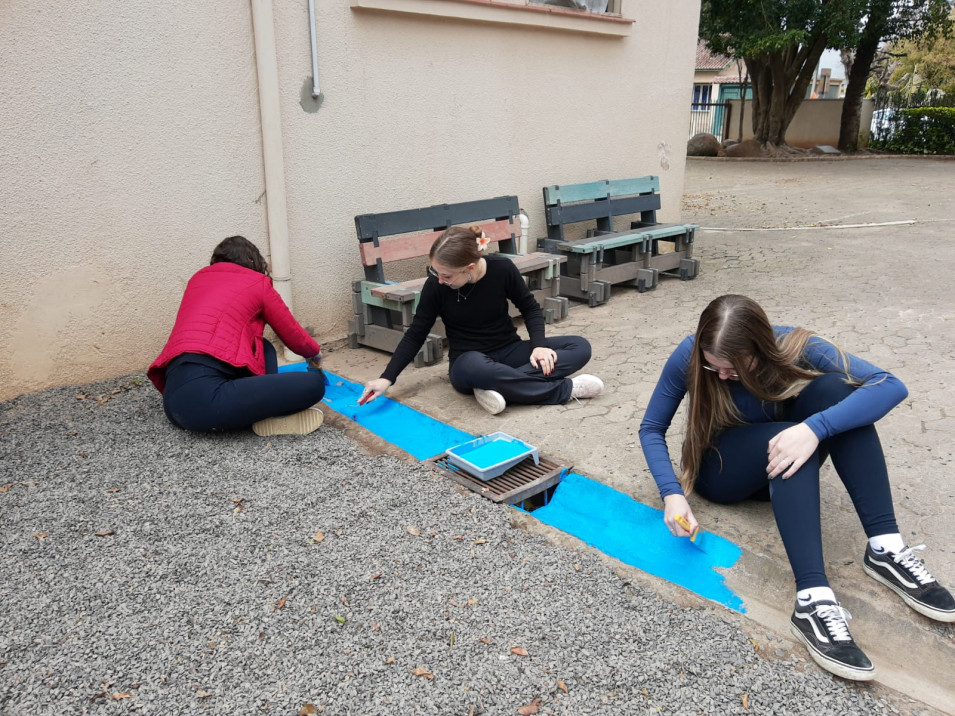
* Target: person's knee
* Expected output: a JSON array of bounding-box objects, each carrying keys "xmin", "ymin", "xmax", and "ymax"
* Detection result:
[
  {"xmin": 555, "ymin": 336, "xmax": 591, "ymax": 364},
  {"xmin": 448, "ymin": 352, "xmax": 486, "ymax": 390},
  {"xmin": 576, "ymin": 337, "xmax": 592, "ymax": 363},
  {"xmin": 807, "ymin": 372, "xmax": 854, "ymax": 400}
]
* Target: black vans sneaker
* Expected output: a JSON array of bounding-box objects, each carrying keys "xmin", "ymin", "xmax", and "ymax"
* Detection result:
[
  {"xmin": 790, "ymin": 600, "xmax": 875, "ymax": 681},
  {"xmin": 863, "ymin": 544, "xmax": 955, "ymax": 622}
]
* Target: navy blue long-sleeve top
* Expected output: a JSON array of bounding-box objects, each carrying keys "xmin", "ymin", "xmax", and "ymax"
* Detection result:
[{"xmin": 638, "ymin": 326, "xmax": 909, "ymax": 501}]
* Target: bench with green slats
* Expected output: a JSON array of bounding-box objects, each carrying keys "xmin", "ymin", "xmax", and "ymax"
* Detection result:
[{"xmin": 537, "ymin": 176, "xmax": 699, "ymax": 307}]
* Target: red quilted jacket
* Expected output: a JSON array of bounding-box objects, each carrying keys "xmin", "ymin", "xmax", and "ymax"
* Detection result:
[{"xmin": 148, "ymin": 262, "xmax": 320, "ymax": 393}]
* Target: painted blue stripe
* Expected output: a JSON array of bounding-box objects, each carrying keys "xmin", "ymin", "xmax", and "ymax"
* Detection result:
[
  {"xmin": 279, "ymin": 363, "xmax": 474, "ymax": 461},
  {"xmin": 531, "ymin": 472, "xmax": 744, "ymax": 611},
  {"xmin": 281, "ymin": 362, "xmax": 744, "ymax": 610}
]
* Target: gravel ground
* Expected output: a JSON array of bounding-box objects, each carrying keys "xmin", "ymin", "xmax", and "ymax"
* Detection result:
[{"xmin": 0, "ymin": 374, "xmax": 937, "ymax": 715}]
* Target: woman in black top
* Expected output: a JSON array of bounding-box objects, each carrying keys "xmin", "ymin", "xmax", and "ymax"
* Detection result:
[{"xmin": 360, "ymin": 225, "xmax": 602, "ymax": 415}]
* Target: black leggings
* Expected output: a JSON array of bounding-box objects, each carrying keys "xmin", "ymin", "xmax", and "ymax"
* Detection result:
[
  {"xmin": 448, "ymin": 335, "xmax": 592, "ymax": 405},
  {"xmin": 695, "ymin": 373, "xmax": 899, "ymax": 590},
  {"xmin": 162, "ymin": 341, "xmax": 326, "ymax": 432}
]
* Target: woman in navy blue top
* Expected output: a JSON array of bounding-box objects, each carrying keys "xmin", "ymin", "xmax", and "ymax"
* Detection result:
[{"xmin": 639, "ymin": 294, "xmax": 953, "ymax": 681}]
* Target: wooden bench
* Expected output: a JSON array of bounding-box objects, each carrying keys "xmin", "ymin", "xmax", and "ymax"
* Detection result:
[
  {"xmin": 536, "ymin": 176, "xmax": 699, "ymax": 306},
  {"xmin": 349, "ymin": 195, "xmax": 569, "ymax": 367}
]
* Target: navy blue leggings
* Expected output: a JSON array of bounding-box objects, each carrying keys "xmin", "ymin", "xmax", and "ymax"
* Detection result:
[
  {"xmin": 695, "ymin": 373, "xmax": 899, "ymax": 590},
  {"xmin": 448, "ymin": 335, "xmax": 592, "ymax": 405},
  {"xmin": 162, "ymin": 341, "xmax": 326, "ymax": 432}
]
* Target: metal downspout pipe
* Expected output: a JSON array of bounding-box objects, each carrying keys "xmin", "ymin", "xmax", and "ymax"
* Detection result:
[{"xmin": 249, "ymin": 0, "xmax": 295, "ymax": 312}]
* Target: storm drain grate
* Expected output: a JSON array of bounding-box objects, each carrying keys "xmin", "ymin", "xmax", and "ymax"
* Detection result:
[{"xmin": 426, "ymin": 454, "xmax": 569, "ymax": 505}]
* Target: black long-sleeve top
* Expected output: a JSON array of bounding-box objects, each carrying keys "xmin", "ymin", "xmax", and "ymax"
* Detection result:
[{"xmin": 380, "ymin": 255, "xmax": 546, "ymax": 384}]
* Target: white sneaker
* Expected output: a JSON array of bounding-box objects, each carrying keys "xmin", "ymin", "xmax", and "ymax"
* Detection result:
[
  {"xmin": 252, "ymin": 406, "xmax": 324, "ymax": 436},
  {"xmin": 571, "ymin": 374, "xmax": 604, "ymax": 400},
  {"xmin": 473, "ymin": 388, "xmax": 506, "ymax": 415}
]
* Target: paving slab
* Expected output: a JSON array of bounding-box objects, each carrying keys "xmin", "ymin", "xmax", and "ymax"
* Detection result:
[{"xmin": 322, "ymin": 156, "xmax": 955, "ymax": 713}]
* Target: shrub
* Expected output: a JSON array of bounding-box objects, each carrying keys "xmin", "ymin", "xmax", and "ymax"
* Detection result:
[{"xmin": 872, "ymin": 107, "xmax": 955, "ymax": 155}]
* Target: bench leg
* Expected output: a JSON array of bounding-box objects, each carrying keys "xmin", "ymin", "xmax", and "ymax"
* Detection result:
[
  {"xmin": 588, "ymin": 280, "xmax": 612, "ymax": 307},
  {"xmin": 543, "ymin": 296, "xmax": 569, "ymax": 322},
  {"xmin": 636, "ymin": 267, "xmax": 659, "ymax": 293},
  {"xmin": 679, "ymin": 258, "xmax": 700, "ymax": 280}
]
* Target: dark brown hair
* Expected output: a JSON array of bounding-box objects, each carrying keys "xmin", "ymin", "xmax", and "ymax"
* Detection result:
[
  {"xmin": 429, "ymin": 225, "xmax": 483, "ymax": 269},
  {"xmin": 210, "ymin": 235, "xmax": 270, "ymax": 276}
]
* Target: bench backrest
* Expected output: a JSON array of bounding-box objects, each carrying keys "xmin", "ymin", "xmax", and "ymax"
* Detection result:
[
  {"xmin": 542, "ymin": 176, "xmax": 663, "ymax": 241},
  {"xmin": 355, "ymin": 195, "xmax": 521, "ymax": 283}
]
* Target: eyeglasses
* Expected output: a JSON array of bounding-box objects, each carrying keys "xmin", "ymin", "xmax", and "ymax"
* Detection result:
[
  {"xmin": 427, "ymin": 265, "xmax": 467, "ymax": 283},
  {"xmin": 702, "ymin": 363, "xmax": 739, "ymax": 379}
]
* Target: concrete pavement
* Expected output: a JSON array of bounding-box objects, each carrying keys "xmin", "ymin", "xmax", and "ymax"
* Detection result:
[{"xmin": 319, "ymin": 156, "xmax": 955, "ymax": 713}]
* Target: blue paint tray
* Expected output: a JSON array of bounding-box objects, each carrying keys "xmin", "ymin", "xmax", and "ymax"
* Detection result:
[{"xmin": 445, "ymin": 432, "xmax": 539, "ymax": 482}]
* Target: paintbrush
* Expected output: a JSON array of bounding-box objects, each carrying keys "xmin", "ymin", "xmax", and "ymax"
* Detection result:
[{"xmin": 674, "ymin": 514, "xmax": 710, "ymax": 553}]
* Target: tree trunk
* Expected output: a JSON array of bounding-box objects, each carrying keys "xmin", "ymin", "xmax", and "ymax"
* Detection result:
[
  {"xmin": 746, "ymin": 35, "xmax": 828, "ymax": 146},
  {"xmin": 839, "ymin": 2, "xmax": 891, "ymax": 152}
]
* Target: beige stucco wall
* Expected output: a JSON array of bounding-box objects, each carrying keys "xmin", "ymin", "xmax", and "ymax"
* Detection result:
[
  {"xmin": 726, "ymin": 98, "xmax": 876, "ymax": 148},
  {"xmin": 0, "ymin": 0, "xmax": 701, "ymax": 401}
]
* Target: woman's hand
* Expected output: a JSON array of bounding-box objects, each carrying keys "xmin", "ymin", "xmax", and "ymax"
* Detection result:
[
  {"xmin": 360, "ymin": 378, "xmax": 393, "ymax": 404},
  {"xmin": 663, "ymin": 494, "xmax": 697, "ymax": 537},
  {"xmin": 767, "ymin": 422, "xmax": 819, "ymax": 479},
  {"xmin": 530, "ymin": 347, "xmax": 558, "ymax": 376}
]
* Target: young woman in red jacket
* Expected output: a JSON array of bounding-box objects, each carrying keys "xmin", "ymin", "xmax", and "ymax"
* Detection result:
[{"xmin": 148, "ymin": 235, "xmax": 326, "ymax": 436}]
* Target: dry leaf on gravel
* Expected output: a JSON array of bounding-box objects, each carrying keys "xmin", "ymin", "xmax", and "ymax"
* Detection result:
[
  {"xmin": 275, "ymin": 597, "xmax": 286, "ymax": 610},
  {"xmin": 0, "ymin": 483, "xmax": 14, "ymax": 493},
  {"xmin": 517, "ymin": 697, "xmax": 540, "ymax": 715},
  {"xmin": 406, "ymin": 526, "xmax": 420, "ymax": 536},
  {"xmin": 32, "ymin": 532, "xmax": 48, "ymax": 540},
  {"xmin": 557, "ymin": 679, "xmax": 568, "ymax": 694},
  {"xmin": 742, "ymin": 693, "xmax": 749, "ymax": 709},
  {"xmin": 411, "ymin": 666, "xmax": 434, "ymax": 679},
  {"xmin": 110, "ymin": 693, "xmax": 132, "ymax": 700},
  {"xmin": 299, "ymin": 705, "xmax": 318, "ymax": 715},
  {"xmin": 313, "ymin": 530, "xmax": 325, "ymax": 543},
  {"xmin": 95, "ymin": 530, "xmax": 115, "ymax": 537},
  {"xmin": 510, "ymin": 646, "xmax": 529, "ymax": 657},
  {"xmin": 196, "ymin": 690, "xmax": 212, "ymax": 698}
]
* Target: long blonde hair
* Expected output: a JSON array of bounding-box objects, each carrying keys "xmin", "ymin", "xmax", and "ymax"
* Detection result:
[{"xmin": 679, "ymin": 295, "xmax": 852, "ymax": 495}]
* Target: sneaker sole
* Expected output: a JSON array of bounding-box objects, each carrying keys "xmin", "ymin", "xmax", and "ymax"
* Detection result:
[
  {"xmin": 252, "ymin": 408, "xmax": 324, "ymax": 437},
  {"xmin": 789, "ymin": 623, "xmax": 876, "ymax": 681},
  {"xmin": 863, "ymin": 562, "xmax": 955, "ymax": 623}
]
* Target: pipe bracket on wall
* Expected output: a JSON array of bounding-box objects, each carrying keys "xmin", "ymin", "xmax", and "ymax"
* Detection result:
[{"xmin": 307, "ymin": 0, "xmax": 324, "ymax": 103}]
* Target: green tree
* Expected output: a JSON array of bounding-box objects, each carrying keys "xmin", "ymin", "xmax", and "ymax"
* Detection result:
[
  {"xmin": 699, "ymin": 0, "xmax": 866, "ymax": 148},
  {"xmin": 838, "ymin": 0, "xmax": 952, "ymax": 152},
  {"xmin": 889, "ymin": 6, "xmax": 955, "ymax": 95}
]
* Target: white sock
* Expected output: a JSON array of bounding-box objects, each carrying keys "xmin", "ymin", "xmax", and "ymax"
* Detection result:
[
  {"xmin": 869, "ymin": 533, "xmax": 905, "ymax": 554},
  {"xmin": 796, "ymin": 586, "xmax": 836, "ymax": 605}
]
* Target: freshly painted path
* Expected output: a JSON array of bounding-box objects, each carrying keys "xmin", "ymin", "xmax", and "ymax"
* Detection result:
[{"xmin": 282, "ymin": 364, "xmax": 745, "ymax": 611}]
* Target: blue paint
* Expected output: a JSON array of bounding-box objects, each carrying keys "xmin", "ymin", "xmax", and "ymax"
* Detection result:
[
  {"xmin": 531, "ymin": 472, "xmax": 745, "ymax": 612},
  {"xmin": 281, "ymin": 362, "xmax": 744, "ymax": 611},
  {"xmin": 456, "ymin": 440, "xmax": 529, "ymax": 469},
  {"xmin": 279, "ymin": 363, "xmax": 473, "ymax": 460}
]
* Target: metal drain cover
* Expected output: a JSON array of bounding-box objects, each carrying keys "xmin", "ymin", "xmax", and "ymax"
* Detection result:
[{"xmin": 426, "ymin": 453, "xmax": 569, "ymax": 504}]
